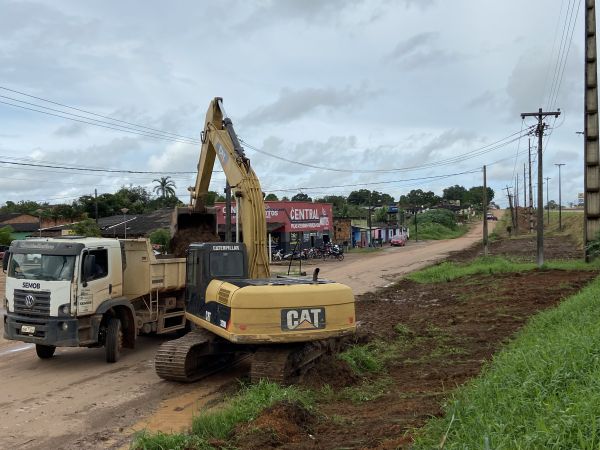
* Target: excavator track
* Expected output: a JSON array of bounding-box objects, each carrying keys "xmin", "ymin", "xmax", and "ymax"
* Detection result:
[
  {"xmin": 155, "ymin": 329, "xmax": 246, "ymax": 382},
  {"xmin": 250, "ymin": 338, "xmax": 341, "ymax": 385}
]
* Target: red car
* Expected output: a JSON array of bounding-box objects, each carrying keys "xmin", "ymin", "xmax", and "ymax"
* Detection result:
[{"xmin": 390, "ymin": 234, "xmax": 407, "ymax": 247}]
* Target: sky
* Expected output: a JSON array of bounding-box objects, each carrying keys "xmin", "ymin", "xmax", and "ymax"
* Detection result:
[{"xmin": 0, "ymin": 0, "xmax": 588, "ymax": 208}]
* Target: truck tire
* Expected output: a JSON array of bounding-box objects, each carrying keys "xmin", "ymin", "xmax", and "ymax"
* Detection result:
[
  {"xmin": 105, "ymin": 317, "xmax": 123, "ymax": 363},
  {"xmin": 35, "ymin": 344, "xmax": 56, "ymax": 359}
]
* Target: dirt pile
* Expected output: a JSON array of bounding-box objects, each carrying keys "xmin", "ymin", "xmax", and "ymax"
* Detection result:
[
  {"xmin": 235, "ymin": 401, "xmax": 316, "ymax": 449},
  {"xmin": 302, "ymin": 356, "xmax": 360, "ymax": 389},
  {"xmin": 170, "ymin": 227, "xmax": 219, "ymax": 257}
]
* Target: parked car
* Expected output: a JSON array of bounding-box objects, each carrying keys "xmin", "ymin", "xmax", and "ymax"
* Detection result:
[
  {"xmin": 390, "ymin": 234, "xmax": 407, "ymax": 247},
  {"xmin": 486, "ymin": 213, "xmax": 498, "ymax": 221}
]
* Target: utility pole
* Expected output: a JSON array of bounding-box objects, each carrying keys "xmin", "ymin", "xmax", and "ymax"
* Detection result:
[
  {"xmin": 515, "ymin": 176, "xmax": 519, "ymax": 235},
  {"xmin": 521, "ymin": 108, "xmax": 561, "ymax": 267},
  {"xmin": 483, "ymin": 166, "xmax": 488, "ymax": 256},
  {"xmin": 528, "ymin": 139, "xmax": 534, "ymax": 233},
  {"xmin": 94, "ymin": 188, "xmax": 98, "ymax": 224},
  {"xmin": 555, "ymin": 163, "xmax": 565, "ymax": 231},
  {"xmin": 225, "ymin": 182, "xmax": 232, "ymax": 242},
  {"xmin": 523, "ymin": 163, "xmax": 527, "ymax": 212},
  {"xmin": 585, "ymin": 0, "xmax": 600, "ymax": 260},
  {"xmin": 545, "ymin": 177, "xmax": 551, "ymax": 224},
  {"xmin": 505, "ymin": 186, "xmax": 515, "ymax": 235}
]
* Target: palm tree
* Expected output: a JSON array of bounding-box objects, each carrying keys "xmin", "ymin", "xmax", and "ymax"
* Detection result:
[{"xmin": 153, "ymin": 176, "xmax": 177, "ymax": 199}]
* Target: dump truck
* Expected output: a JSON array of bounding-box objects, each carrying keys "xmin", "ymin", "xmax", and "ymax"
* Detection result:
[{"xmin": 2, "ymin": 237, "xmax": 186, "ymax": 362}]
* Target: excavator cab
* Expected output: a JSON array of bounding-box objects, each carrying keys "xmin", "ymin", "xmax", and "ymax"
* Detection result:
[{"xmin": 185, "ymin": 242, "xmax": 248, "ymax": 319}]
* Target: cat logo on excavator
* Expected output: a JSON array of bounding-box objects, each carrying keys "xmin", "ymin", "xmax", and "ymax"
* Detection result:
[{"xmin": 281, "ymin": 308, "xmax": 326, "ymax": 331}]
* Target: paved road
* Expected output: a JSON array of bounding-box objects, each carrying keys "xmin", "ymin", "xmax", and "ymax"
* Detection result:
[{"xmin": 0, "ymin": 221, "xmax": 492, "ymax": 449}]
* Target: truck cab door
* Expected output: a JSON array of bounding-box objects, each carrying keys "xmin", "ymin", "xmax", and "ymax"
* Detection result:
[{"xmin": 78, "ymin": 248, "xmax": 111, "ymax": 314}]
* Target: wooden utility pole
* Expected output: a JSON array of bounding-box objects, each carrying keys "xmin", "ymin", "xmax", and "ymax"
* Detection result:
[
  {"xmin": 585, "ymin": 0, "xmax": 600, "ymax": 260},
  {"xmin": 225, "ymin": 182, "xmax": 232, "ymax": 242},
  {"xmin": 523, "ymin": 163, "xmax": 527, "ymax": 211},
  {"xmin": 528, "ymin": 138, "xmax": 534, "ymax": 233},
  {"xmin": 483, "ymin": 165, "xmax": 488, "ymax": 256},
  {"xmin": 515, "ymin": 176, "xmax": 519, "ymax": 234},
  {"xmin": 505, "ymin": 186, "xmax": 515, "ymax": 235},
  {"xmin": 521, "ymin": 108, "xmax": 561, "ymax": 267},
  {"xmin": 545, "ymin": 177, "xmax": 551, "ymax": 224},
  {"xmin": 555, "ymin": 163, "xmax": 565, "ymax": 231}
]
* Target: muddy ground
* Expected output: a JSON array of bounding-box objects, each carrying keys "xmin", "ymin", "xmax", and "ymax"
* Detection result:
[{"xmin": 236, "ymin": 239, "xmax": 596, "ymax": 449}]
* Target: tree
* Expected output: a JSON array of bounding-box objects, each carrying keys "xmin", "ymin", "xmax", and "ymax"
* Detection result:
[
  {"xmin": 374, "ymin": 206, "xmax": 389, "ymax": 223},
  {"xmin": 545, "ymin": 200, "xmax": 558, "ymax": 210},
  {"xmin": 398, "ymin": 189, "xmax": 440, "ymax": 208},
  {"xmin": 291, "ymin": 192, "xmax": 312, "ymax": 202},
  {"xmin": 0, "ymin": 226, "xmax": 13, "ymax": 246},
  {"xmin": 442, "ymin": 185, "xmax": 468, "ymax": 204},
  {"xmin": 466, "ymin": 186, "xmax": 495, "ymax": 212},
  {"xmin": 153, "ymin": 176, "xmax": 177, "ymax": 199},
  {"xmin": 71, "ymin": 218, "xmax": 101, "ymax": 237},
  {"xmin": 149, "ymin": 228, "xmax": 171, "ymax": 253},
  {"xmin": 348, "ymin": 190, "xmax": 394, "ymax": 207},
  {"xmin": 265, "ymin": 193, "xmax": 279, "ymax": 201}
]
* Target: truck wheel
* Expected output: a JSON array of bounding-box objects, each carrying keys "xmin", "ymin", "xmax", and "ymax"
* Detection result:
[
  {"xmin": 105, "ymin": 317, "xmax": 123, "ymax": 363},
  {"xmin": 35, "ymin": 344, "xmax": 56, "ymax": 359}
]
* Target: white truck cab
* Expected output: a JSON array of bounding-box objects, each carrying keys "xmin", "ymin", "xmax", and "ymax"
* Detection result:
[{"xmin": 3, "ymin": 237, "xmax": 185, "ymax": 362}]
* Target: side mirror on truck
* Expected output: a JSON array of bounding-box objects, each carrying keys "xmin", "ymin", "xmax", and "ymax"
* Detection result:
[
  {"xmin": 82, "ymin": 254, "xmax": 96, "ymax": 287},
  {"xmin": 2, "ymin": 252, "xmax": 10, "ymax": 272}
]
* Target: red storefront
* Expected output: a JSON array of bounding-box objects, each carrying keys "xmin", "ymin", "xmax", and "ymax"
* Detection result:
[{"xmin": 214, "ymin": 201, "xmax": 333, "ymax": 252}]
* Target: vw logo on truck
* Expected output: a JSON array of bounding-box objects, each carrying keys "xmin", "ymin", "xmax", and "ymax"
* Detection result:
[{"xmin": 24, "ymin": 294, "xmax": 36, "ymax": 308}]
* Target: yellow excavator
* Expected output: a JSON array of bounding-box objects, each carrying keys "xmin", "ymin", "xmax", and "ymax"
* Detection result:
[{"xmin": 154, "ymin": 98, "xmax": 356, "ymax": 383}]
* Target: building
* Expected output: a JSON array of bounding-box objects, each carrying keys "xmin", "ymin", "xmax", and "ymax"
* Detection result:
[
  {"xmin": 0, "ymin": 213, "xmax": 40, "ymax": 240},
  {"xmin": 214, "ymin": 201, "xmax": 333, "ymax": 252}
]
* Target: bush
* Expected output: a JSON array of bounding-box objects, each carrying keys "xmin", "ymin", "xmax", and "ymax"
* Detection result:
[
  {"xmin": 416, "ymin": 209, "xmax": 458, "ymax": 230},
  {"xmin": 149, "ymin": 228, "xmax": 171, "ymax": 253},
  {"xmin": 0, "ymin": 226, "xmax": 14, "ymax": 246}
]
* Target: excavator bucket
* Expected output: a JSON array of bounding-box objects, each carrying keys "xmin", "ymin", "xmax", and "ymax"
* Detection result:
[{"xmin": 170, "ymin": 207, "xmax": 219, "ymax": 257}]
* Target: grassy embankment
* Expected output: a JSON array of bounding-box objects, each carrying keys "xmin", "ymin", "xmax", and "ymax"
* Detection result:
[
  {"xmin": 491, "ymin": 209, "xmax": 583, "ymax": 248},
  {"xmin": 133, "ymin": 251, "xmax": 599, "ymax": 449},
  {"xmin": 132, "ymin": 380, "xmax": 314, "ymax": 450},
  {"xmin": 408, "ymin": 209, "xmax": 472, "ymax": 241},
  {"xmin": 413, "ymin": 262, "xmax": 600, "ymax": 448}
]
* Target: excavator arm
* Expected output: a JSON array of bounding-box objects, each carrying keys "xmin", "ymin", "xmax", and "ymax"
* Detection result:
[{"xmin": 186, "ymin": 98, "xmax": 270, "ymax": 279}]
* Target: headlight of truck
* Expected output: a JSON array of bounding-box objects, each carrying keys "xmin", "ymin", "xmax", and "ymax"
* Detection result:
[{"xmin": 58, "ymin": 303, "xmax": 71, "ymax": 317}]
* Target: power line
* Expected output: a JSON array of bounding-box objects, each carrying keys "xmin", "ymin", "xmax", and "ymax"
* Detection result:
[{"xmin": 0, "ymin": 85, "xmax": 199, "ymax": 142}]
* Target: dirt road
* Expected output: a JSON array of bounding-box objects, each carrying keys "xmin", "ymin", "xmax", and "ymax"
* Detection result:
[{"xmin": 0, "ymin": 222, "xmax": 491, "ymax": 449}]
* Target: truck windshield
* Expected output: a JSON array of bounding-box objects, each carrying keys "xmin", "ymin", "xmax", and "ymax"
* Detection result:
[{"xmin": 8, "ymin": 253, "xmax": 76, "ymax": 281}]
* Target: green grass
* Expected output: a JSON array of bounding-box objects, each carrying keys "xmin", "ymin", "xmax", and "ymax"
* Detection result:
[
  {"xmin": 414, "ymin": 274, "xmax": 600, "ymax": 449},
  {"xmin": 409, "ymin": 222, "xmax": 470, "ymax": 241},
  {"xmin": 131, "ymin": 380, "xmax": 314, "ymax": 450},
  {"xmin": 346, "ymin": 246, "xmax": 383, "ymax": 254},
  {"xmin": 406, "ymin": 256, "xmax": 600, "ymax": 284},
  {"xmin": 341, "ymin": 377, "xmax": 393, "ymax": 403}
]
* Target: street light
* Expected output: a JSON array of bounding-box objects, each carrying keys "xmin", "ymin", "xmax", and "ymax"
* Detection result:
[{"xmin": 120, "ymin": 208, "xmax": 129, "ymax": 239}]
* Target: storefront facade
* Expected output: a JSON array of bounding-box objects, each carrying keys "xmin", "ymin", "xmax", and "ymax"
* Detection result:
[{"xmin": 214, "ymin": 201, "xmax": 334, "ymax": 252}]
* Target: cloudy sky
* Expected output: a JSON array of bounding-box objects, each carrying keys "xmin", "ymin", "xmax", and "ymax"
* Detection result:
[{"xmin": 0, "ymin": 0, "xmax": 587, "ymax": 208}]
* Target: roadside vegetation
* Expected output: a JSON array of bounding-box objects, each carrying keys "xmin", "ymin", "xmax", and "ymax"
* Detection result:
[
  {"xmin": 408, "ymin": 208, "xmax": 470, "ymax": 241},
  {"xmin": 414, "ymin": 275, "xmax": 600, "ymax": 449},
  {"xmin": 132, "ymin": 380, "xmax": 314, "ymax": 450},
  {"xmin": 407, "ymin": 256, "xmax": 599, "ymax": 284}
]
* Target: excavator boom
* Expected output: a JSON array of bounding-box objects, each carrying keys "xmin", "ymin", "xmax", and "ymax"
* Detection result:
[{"xmin": 178, "ymin": 98, "xmax": 269, "ymax": 278}]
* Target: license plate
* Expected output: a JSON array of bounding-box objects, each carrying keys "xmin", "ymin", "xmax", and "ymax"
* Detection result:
[{"xmin": 21, "ymin": 325, "xmax": 35, "ymax": 334}]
